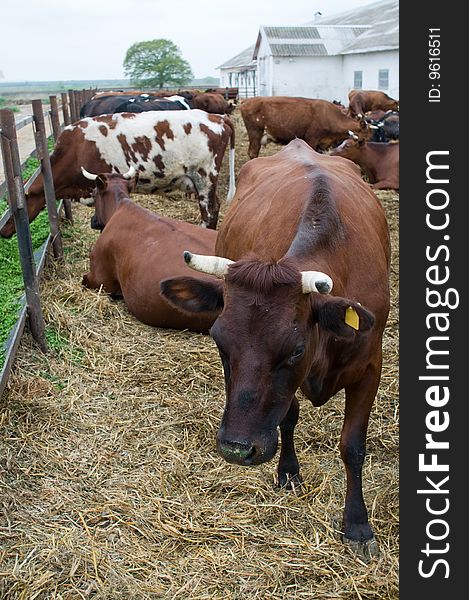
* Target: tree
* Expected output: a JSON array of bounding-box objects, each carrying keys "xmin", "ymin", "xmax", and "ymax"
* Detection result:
[{"xmin": 123, "ymin": 39, "xmax": 193, "ymax": 89}]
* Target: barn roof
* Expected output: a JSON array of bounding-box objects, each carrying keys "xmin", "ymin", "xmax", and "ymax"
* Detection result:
[
  {"xmin": 252, "ymin": 0, "xmax": 398, "ymax": 59},
  {"xmin": 217, "ymin": 45, "xmax": 256, "ymax": 70},
  {"xmin": 310, "ymin": 0, "xmax": 399, "ymax": 54}
]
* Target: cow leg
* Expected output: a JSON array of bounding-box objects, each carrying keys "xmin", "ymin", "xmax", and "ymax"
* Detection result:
[
  {"xmin": 340, "ymin": 363, "xmax": 381, "ymax": 560},
  {"xmin": 371, "ymin": 180, "xmax": 397, "ymax": 190},
  {"xmin": 196, "ymin": 183, "xmax": 219, "ymax": 229},
  {"xmin": 82, "ymin": 252, "xmax": 122, "ymax": 297},
  {"xmin": 247, "ymin": 129, "xmax": 263, "ymax": 160},
  {"xmin": 277, "ymin": 395, "xmax": 301, "ymax": 490}
]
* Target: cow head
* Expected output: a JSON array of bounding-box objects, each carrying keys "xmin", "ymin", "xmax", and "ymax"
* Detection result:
[
  {"xmin": 331, "ymin": 135, "xmax": 365, "ymax": 159},
  {"xmin": 81, "ymin": 166, "xmax": 137, "ymax": 230},
  {"xmin": 161, "ymin": 252, "xmax": 374, "ymax": 467}
]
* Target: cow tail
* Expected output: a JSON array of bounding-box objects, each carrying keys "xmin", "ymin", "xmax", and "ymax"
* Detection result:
[{"xmin": 224, "ymin": 117, "xmax": 236, "ymax": 202}]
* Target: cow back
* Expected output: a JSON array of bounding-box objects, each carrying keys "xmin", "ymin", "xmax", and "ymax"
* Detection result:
[{"xmin": 216, "ymin": 139, "xmax": 390, "ymax": 317}]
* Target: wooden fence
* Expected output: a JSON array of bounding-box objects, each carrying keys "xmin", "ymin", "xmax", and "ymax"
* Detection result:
[{"xmin": 0, "ymin": 89, "xmax": 94, "ymax": 397}]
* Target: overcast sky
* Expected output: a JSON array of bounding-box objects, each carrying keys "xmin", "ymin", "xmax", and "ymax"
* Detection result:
[{"xmin": 1, "ymin": 0, "xmax": 374, "ymax": 82}]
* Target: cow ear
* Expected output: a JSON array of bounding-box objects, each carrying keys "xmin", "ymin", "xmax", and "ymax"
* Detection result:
[
  {"xmin": 96, "ymin": 175, "xmax": 108, "ymax": 191},
  {"xmin": 160, "ymin": 276, "xmax": 224, "ymax": 315},
  {"xmin": 313, "ymin": 296, "xmax": 375, "ymax": 338},
  {"xmin": 129, "ymin": 174, "xmax": 139, "ymax": 192},
  {"xmin": 358, "ymin": 137, "xmax": 366, "ymax": 147}
]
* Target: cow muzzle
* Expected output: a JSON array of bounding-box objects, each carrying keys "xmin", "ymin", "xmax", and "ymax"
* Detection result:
[
  {"xmin": 217, "ymin": 432, "xmax": 278, "ymax": 466},
  {"xmin": 90, "ymin": 214, "xmax": 103, "ymax": 231}
]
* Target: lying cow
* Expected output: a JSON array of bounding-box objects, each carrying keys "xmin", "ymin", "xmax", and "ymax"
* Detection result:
[
  {"xmin": 82, "ymin": 168, "xmax": 218, "ymax": 333},
  {"xmin": 80, "ymin": 94, "xmax": 191, "ymax": 117},
  {"xmin": 161, "ymin": 138, "xmax": 391, "ymax": 559},
  {"xmin": 330, "ymin": 135, "xmax": 399, "ymax": 190},
  {"xmin": 239, "ymin": 96, "xmax": 371, "ymax": 159},
  {"xmin": 348, "ymin": 90, "xmax": 398, "ymax": 118},
  {"xmin": 0, "ymin": 109, "xmax": 235, "ymax": 238}
]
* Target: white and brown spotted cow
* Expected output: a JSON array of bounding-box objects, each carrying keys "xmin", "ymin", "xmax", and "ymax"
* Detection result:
[{"xmin": 0, "ymin": 109, "xmax": 236, "ymax": 237}]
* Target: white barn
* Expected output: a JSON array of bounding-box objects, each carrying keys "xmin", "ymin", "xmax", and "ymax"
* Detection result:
[{"xmin": 218, "ymin": 0, "xmax": 398, "ymax": 103}]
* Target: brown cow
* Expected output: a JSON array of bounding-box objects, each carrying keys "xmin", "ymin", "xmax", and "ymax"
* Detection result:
[
  {"xmin": 239, "ymin": 96, "xmax": 371, "ymax": 159},
  {"xmin": 0, "ymin": 109, "xmax": 235, "ymax": 238},
  {"xmin": 330, "ymin": 136, "xmax": 399, "ymax": 190},
  {"xmin": 160, "ymin": 139, "xmax": 390, "ymax": 559},
  {"xmin": 82, "ymin": 169, "xmax": 219, "ymax": 333},
  {"xmin": 348, "ymin": 90, "xmax": 398, "ymax": 118},
  {"xmin": 192, "ymin": 92, "xmax": 234, "ymax": 114}
]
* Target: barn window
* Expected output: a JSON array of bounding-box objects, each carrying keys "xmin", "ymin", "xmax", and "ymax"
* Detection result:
[
  {"xmin": 354, "ymin": 71, "xmax": 363, "ymax": 89},
  {"xmin": 378, "ymin": 69, "xmax": 389, "ymax": 90}
]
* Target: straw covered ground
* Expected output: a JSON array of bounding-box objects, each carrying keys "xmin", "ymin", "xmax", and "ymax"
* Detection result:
[{"xmin": 0, "ymin": 111, "xmax": 399, "ymax": 599}]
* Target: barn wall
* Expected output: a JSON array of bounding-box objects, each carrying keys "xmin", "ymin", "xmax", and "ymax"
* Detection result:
[
  {"xmin": 219, "ymin": 68, "xmax": 257, "ymax": 97},
  {"xmin": 270, "ymin": 55, "xmax": 345, "ymax": 100},
  {"xmin": 343, "ymin": 50, "xmax": 399, "ymax": 101},
  {"xmin": 256, "ymin": 36, "xmax": 273, "ymax": 96}
]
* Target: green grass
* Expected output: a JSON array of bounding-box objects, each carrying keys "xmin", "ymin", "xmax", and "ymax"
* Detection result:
[
  {"xmin": 0, "ymin": 96, "xmax": 20, "ymax": 113},
  {"xmin": 0, "ymin": 146, "xmax": 55, "ymax": 367}
]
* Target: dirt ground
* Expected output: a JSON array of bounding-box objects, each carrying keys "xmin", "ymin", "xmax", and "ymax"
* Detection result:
[{"xmin": 0, "ymin": 111, "xmax": 399, "ymax": 599}]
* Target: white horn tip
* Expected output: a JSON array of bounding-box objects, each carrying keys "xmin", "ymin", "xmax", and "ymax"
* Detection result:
[
  {"xmin": 81, "ymin": 166, "xmax": 98, "ymax": 180},
  {"xmin": 183, "ymin": 251, "xmax": 233, "ymax": 278},
  {"xmin": 301, "ymin": 271, "xmax": 333, "ymax": 294}
]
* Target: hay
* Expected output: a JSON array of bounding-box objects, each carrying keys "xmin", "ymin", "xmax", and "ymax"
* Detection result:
[{"xmin": 0, "ymin": 110, "xmax": 399, "ymax": 599}]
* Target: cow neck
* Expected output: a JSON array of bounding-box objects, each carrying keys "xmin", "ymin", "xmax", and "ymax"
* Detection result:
[{"xmin": 103, "ymin": 188, "xmax": 131, "ymax": 224}]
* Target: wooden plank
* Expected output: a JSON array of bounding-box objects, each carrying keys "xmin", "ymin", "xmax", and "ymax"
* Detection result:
[
  {"xmin": 32, "ymin": 100, "xmax": 63, "ymax": 260},
  {"xmin": 61, "ymin": 92, "xmax": 71, "ymax": 126},
  {"xmin": 0, "ymin": 306, "xmax": 27, "ymax": 398},
  {"xmin": 0, "ymin": 199, "xmax": 64, "ymax": 397},
  {"xmin": 0, "ymin": 108, "xmax": 48, "ymax": 353},
  {"xmin": 49, "ymin": 96, "xmax": 61, "ymax": 142}
]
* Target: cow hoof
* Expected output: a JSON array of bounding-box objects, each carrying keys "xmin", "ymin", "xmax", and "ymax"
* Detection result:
[
  {"xmin": 276, "ymin": 472, "xmax": 303, "ymax": 493},
  {"xmin": 343, "ymin": 535, "xmax": 379, "ymax": 562}
]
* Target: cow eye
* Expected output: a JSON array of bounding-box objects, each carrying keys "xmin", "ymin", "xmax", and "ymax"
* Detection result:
[{"xmin": 287, "ymin": 345, "xmax": 305, "ymax": 365}]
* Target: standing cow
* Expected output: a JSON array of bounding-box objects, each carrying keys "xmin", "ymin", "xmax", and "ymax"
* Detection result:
[
  {"xmin": 239, "ymin": 96, "xmax": 371, "ymax": 159},
  {"xmin": 160, "ymin": 139, "xmax": 390, "ymax": 559},
  {"xmin": 348, "ymin": 90, "xmax": 398, "ymax": 118},
  {"xmin": 0, "ymin": 109, "xmax": 235, "ymax": 238}
]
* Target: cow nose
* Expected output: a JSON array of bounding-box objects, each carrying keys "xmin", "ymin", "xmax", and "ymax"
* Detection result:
[{"xmin": 218, "ymin": 439, "xmax": 256, "ymax": 464}]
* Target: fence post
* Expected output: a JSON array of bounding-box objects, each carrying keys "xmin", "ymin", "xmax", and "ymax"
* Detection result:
[
  {"xmin": 0, "ymin": 109, "xmax": 48, "ymax": 353},
  {"xmin": 32, "ymin": 99, "xmax": 64, "ymax": 261},
  {"xmin": 56, "ymin": 94, "xmax": 73, "ymax": 223},
  {"xmin": 68, "ymin": 89, "xmax": 77, "ymax": 122},
  {"xmin": 61, "ymin": 92, "xmax": 71, "ymax": 126},
  {"xmin": 49, "ymin": 95, "xmax": 61, "ymax": 142}
]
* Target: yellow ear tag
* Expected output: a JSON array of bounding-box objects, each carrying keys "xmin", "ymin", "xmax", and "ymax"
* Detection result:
[{"xmin": 345, "ymin": 306, "xmax": 360, "ymax": 330}]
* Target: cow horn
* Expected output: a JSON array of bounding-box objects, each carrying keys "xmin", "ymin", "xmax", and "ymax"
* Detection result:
[
  {"xmin": 347, "ymin": 130, "xmax": 359, "ymax": 140},
  {"xmin": 122, "ymin": 165, "xmax": 136, "ymax": 179},
  {"xmin": 184, "ymin": 251, "xmax": 233, "ymax": 278},
  {"xmin": 301, "ymin": 271, "xmax": 333, "ymax": 294},
  {"xmin": 81, "ymin": 166, "xmax": 99, "ymax": 180}
]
